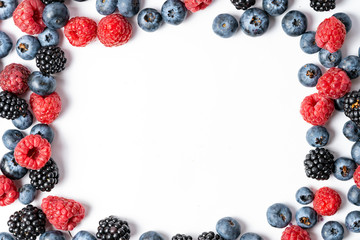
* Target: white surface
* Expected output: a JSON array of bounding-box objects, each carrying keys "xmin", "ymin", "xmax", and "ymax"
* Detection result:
[{"xmin": 1, "ymin": 0, "xmax": 360, "ymax": 239}]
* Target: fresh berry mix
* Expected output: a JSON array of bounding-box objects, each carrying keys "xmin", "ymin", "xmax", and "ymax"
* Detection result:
[
  {"xmin": 304, "ymin": 147, "xmax": 334, "ymax": 180},
  {"xmin": 313, "ymin": 187, "xmax": 341, "ymax": 216},
  {"xmin": 343, "ymin": 90, "xmax": 360, "ymax": 127},
  {"xmin": 1, "ymin": 151, "xmax": 28, "ymax": 180},
  {"xmin": 300, "ymin": 93, "xmax": 334, "ymax": 126},
  {"xmin": 318, "ymin": 49, "xmax": 342, "ymax": 68},
  {"xmin": 0, "ymin": 31, "xmax": 13, "ymax": 58},
  {"xmin": 64, "ymin": 17, "xmax": 97, "ymax": 47},
  {"xmin": 0, "ymin": 175, "xmax": 18, "ymax": 206},
  {"xmin": 229, "ymin": 0, "xmax": 255, "ymax": 10},
  {"xmin": 239, "ymin": 8, "xmax": 269, "ymax": 37},
  {"xmin": 42, "ymin": 2, "xmax": 69, "ymax": 29},
  {"xmin": 310, "ymin": 0, "xmax": 336, "ymax": 12},
  {"xmin": 281, "ymin": 10, "xmax": 307, "ymax": 37},
  {"xmin": 0, "ymin": 91, "xmax": 28, "ymax": 120},
  {"xmin": 212, "ymin": 14, "xmax": 238, "ymax": 39},
  {"xmin": 321, "ymin": 221, "xmax": 344, "ymax": 240},
  {"xmin": 198, "ymin": 232, "xmax": 223, "ymax": 240},
  {"xmin": 16, "ymin": 35, "xmax": 41, "ymax": 61},
  {"xmin": 298, "ymin": 63, "xmax": 322, "ymax": 87},
  {"xmin": 315, "ymin": 16, "xmax": 346, "ymax": 53},
  {"xmin": 36, "ymin": 46, "xmax": 66, "ymax": 75},
  {"xmin": 172, "ymin": 234, "xmax": 192, "ymax": 240},
  {"xmin": 338, "ymin": 55, "xmax": 360, "ymax": 80},
  {"xmin": 300, "ymin": 31, "xmax": 321, "ymax": 54},
  {"xmin": 13, "ymin": 0, "xmax": 46, "ymax": 35},
  {"xmin": 295, "ymin": 206, "xmax": 318, "ymax": 229},
  {"xmin": 216, "ymin": 217, "xmax": 241, "ymax": 240},
  {"xmin": 316, "ymin": 67, "xmax": 351, "ymax": 100},
  {"xmin": 117, "ymin": 0, "xmax": 140, "ymax": 18},
  {"xmin": 30, "ymin": 92, "xmax": 62, "ymax": 124},
  {"xmin": 98, "ymin": 14, "xmax": 132, "ymax": 47},
  {"xmin": 281, "ymin": 225, "xmax": 310, "ymax": 240},
  {"xmin": 137, "ymin": 8, "xmax": 163, "ymax": 33},
  {"xmin": 0, "ymin": 63, "xmax": 31, "ymax": 95},
  {"xmin": 96, "ymin": 216, "xmax": 131, "ymax": 240},
  {"xmin": 29, "ymin": 158, "xmax": 58, "ymax": 192},
  {"xmin": 333, "ymin": 12, "xmax": 352, "ymax": 33},
  {"xmin": 161, "ymin": 0, "xmax": 187, "ymax": 25},
  {"xmin": 333, "ymin": 157, "xmax": 356, "ymax": 181},
  {"xmin": 306, "ymin": 125, "xmax": 329, "ymax": 147},
  {"xmin": 28, "ymin": 71, "xmax": 56, "ymax": 96},
  {"xmin": 266, "ymin": 203, "xmax": 292, "ymax": 228},
  {"xmin": 295, "ymin": 187, "xmax": 314, "ymax": 205},
  {"xmin": 30, "ymin": 123, "xmax": 54, "ymax": 143},
  {"xmin": 184, "ymin": 0, "xmax": 212, "ymax": 12}
]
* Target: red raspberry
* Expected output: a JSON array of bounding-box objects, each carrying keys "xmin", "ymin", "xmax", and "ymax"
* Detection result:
[
  {"xmin": 14, "ymin": 134, "xmax": 51, "ymax": 170},
  {"xmin": 313, "ymin": 187, "xmax": 341, "ymax": 216},
  {"xmin": 354, "ymin": 165, "xmax": 360, "ymax": 188},
  {"xmin": 300, "ymin": 93, "xmax": 334, "ymax": 126},
  {"xmin": 281, "ymin": 225, "xmax": 311, "ymax": 240},
  {"xmin": 97, "ymin": 14, "xmax": 132, "ymax": 47},
  {"xmin": 316, "ymin": 67, "xmax": 351, "ymax": 99},
  {"xmin": 0, "ymin": 175, "xmax": 18, "ymax": 206},
  {"xmin": 41, "ymin": 196, "xmax": 85, "ymax": 231},
  {"xmin": 64, "ymin": 17, "xmax": 97, "ymax": 47},
  {"xmin": 184, "ymin": 0, "xmax": 212, "ymax": 12},
  {"xmin": 13, "ymin": 0, "xmax": 46, "ymax": 35},
  {"xmin": 315, "ymin": 16, "xmax": 346, "ymax": 53},
  {"xmin": 0, "ymin": 63, "xmax": 31, "ymax": 95},
  {"xmin": 30, "ymin": 92, "xmax": 62, "ymax": 124}
]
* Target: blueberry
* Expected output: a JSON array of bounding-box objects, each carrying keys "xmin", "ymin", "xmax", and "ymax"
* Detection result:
[
  {"xmin": 216, "ymin": 217, "xmax": 241, "ymax": 240},
  {"xmin": 239, "ymin": 233, "xmax": 263, "ymax": 240},
  {"xmin": 138, "ymin": 8, "xmax": 163, "ymax": 32},
  {"xmin": 321, "ymin": 221, "xmax": 344, "ymax": 240},
  {"xmin": 240, "ymin": 8, "xmax": 269, "ymax": 37},
  {"xmin": 30, "ymin": 124, "xmax": 54, "ymax": 143},
  {"xmin": 0, "ymin": 31, "xmax": 12, "ymax": 58},
  {"xmin": 338, "ymin": 55, "xmax": 360, "ymax": 80},
  {"xmin": 295, "ymin": 187, "xmax": 314, "ymax": 205},
  {"xmin": 0, "ymin": 151, "xmax": 28, "ymax": 180},
  {"xmin": 319, "ymin": 49, "xmax": 342, "ymax": 68},
  {"xmin": 0, "ymin": 232, "xmax": 14, "ymax": 240},
  {"xmin": 281, "ymin": 10, "xmax": 307, "ymax": 37},
  {"xmin": 28, "ymin": 71, "xmax": 56, "ymax": 96},
  {"xmin": 262, "ymin": 0, "xmax": 287, "ymax": 17},
  {"xmin": 0, "ymin": 0, "xmax": 17, "ymax": 20},
  {"xmin": 42, "ymin": 2, "xmax": 69, "ymax": 29},
  {"xmin": 2, "ymin": 129, "xmax": 24, "ymax": 150},
  {"xmin": 343, "ymin": 120, "xmax": 360, "ymax": 142},
  {"xmin": 345, "ymin": 211, "xmax": 360, "ymax": 233},
  {"xmin": 16, "ymin": 35, "xmax": 41, "ymax": 60},
  {"xmin": 348, "ymin": 185, "xmax": 360, "ymax": 206},
  {"xmin": 306, "ymin": 125, "xmax": 329, "ymax": 147},
  {"xmin": 12, "ymin": 110, "xmax": 33, "ymax": 130},
  {"xmin": 73, "ymin": 231, "xmax": 97, "ymax": 240},
  {"xmin": 333, "ymin": 12, "xmax": 352, "ymax": 33},
  {"xmin": 298, "ymin": 63, "xmax": 322, "ymax": 87},
  {"xmin": 295, "ymin": 207, "xmax": 317, "ymax": 229},
  {"xmin": 140, "ymin": 231, "xmax": 164, "ymax": 240},
  {"xmin": 96, "ymin": 0, "xmax": 117, "ymax": 15},
  {"xmin": 334, "ymin": 96, "xmax": 345, "ymax": 112},
  {"xmin": 38, "ymin": 28, "xmax": 59, "ymax": 47},
  {"xmin": 117, "ymin": 0, "xmax": 139, "ymax": 18},
  {"xmin": 212, "ymin": 14, "xmax": 238, "ymax": 38},
  {"xmin": 39, "ymin": 231, "xmax": 65, "ymax": 240},
  {"xmin": 333, "ymin": 157, "xmax": 356, "ymax": 181},
  {"xmin": 266, "ymin": 203, "xmax": 292, "ymax": 228},
  {"xmin": 351, "ymin": 141, "xmax": 360, "ymax": 164},
  {"xmin": 161, "ymin": 0, "xmax": 187, "ymax": 25},
  {"xmin": 300, "ymin": 31, "xmax": 320, "ymax": 54},
  {"xmin": 19, "ymin": 184, "xmax": 36, "ymax": 205}
]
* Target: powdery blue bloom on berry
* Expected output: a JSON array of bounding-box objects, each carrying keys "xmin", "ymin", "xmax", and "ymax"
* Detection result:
[
  {"xmin": 334, "ymin": 96, "xmax": 345, "ymax": 112},
  {"xmin": 0, "ymin": 0, "xmax": 17, "ymax": 20},
  {"xmin": 140, "ymin": 231, "xmax": 164, "ymax": 240},
  {"xmin": 138, "ymin": 8, "xmax": 163, "ymax": 32},
  {"xmin": 343, "ymin": 120, "xmax": 360, "ymax": 142},
  {"xmin": 333, "ymin": 12, "xmax": 352, "ymax": 33},
  {"xmin": 216, "ymin": 217, "xmax": 241, "ymax": 240},
  {"xmin": 262, "ymin": 0, "xmax": 287, "ymax": 16},
  {"xmin": 12, "ymin": 110, "xmax": 33, "ymax": 130},
  {"xmin": 348, "ymin": 185, "xmax": 360, "ymax": 206},
  {"xmin": 2, "ymin": 129, "xmax": 24, "ymax": 150},
  {"xmin": 40, "ymin": 231, "xmax": 66, "ymax": 240},
  {"xmin": 212, "ymin": 14, "xmax": 238, "ymax": 38},
  {"xmin": 240, "ymin": 8, "xmax": 269, "ymax": 37},
  {"xmin": 345, "ymin": 211, "xmax": 360, "ymax": 233},
  {"xmin": 239, "ymin": 233, "xmax": 263, "ymax": 240},
  {"xmin": 96, "ymin": 0, "xmax": 118, "ymax": 15},
  {"xmin": 295, "ymin": 187, "xmax": 314, "ymax": 205},
  {"xmin": 161, "ymin": 0, "xmax": 187, "ymax": 25},
  {"xmin": 333, "ymin": 157, "xmax": 356, "ymax": 181},
  {"xmin": 0, "ymin": 31, "xmax": 13, "ymax": 58},
  {"xmin": 351, "ymin": 141, "xmax": 360, "ymax": 164},
  {"xmin": 338, "ymin": 55, "xmax": 360, "ymax": 80},
  {"xmin": 28, "ymin": 71, "xmax": 56, "ymax": 96},
  {"xmin": 321, "ymin": 221, "xmax": 344, "ymax": 240},
  {"xmin": 118, "ymin": 0, "xmax": 140, "ymax": 18},
  {"xmin": 30, "ymin": 124, "xmax": 54, "ymax": 144},
  {"xmin": 281, "ymin": 10, "xmax": 307, "ymax": 37},
  {"xmin": 300, "ymin": 31, "xmax": 320, "ymax": 54},
  {"xmin": 16, "ymin": 35, "xmax": 41, "ymax": 60},
  {"xmin": 319, "ymin": 49, "xmax": 342, "ymax": 68},
  {"xmin": 42, "ymin": 2, "xmax": 69, "ymax": 29},
  {"xmin": 73, "ymin": 231, "xmax": 97, "ymax": 240},
  {"xmin": 38, "ymin": 28, "xmax": 59, "ymax": 47},
  {"xmin": 0, "ymin": 151, "xmax": 28, "ymax": 180},
  {"xmin": 298, "ymin": 63, "xmax": 322, "ymax": 87},
  {"xmin": 266, "ymin": 203, "xmax": 292, "ymax": 228},
  {"xmin": 0, "ymin": 232, "xmax": 14, "ymax": 240},
  {"xmin": 295, "ymin": 207, "xmax": 317, "ymax": 229},
  {"xmin": 306, "ymin": 125, "xmax": 329, "ymax": 147},
  {"xmin": 19, "ymin": 184, "xmax": 36, "ymax": 205}
]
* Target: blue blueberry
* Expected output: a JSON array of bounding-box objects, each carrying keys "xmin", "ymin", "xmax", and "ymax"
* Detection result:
[
  {"xmin": 117, "ymin": 0, "xmax": 140, "ymax": 18},
  {"xmin": 306, "ymin": 126, "xmax": 329, "ymax": 147},
  {"xmin": 140, "ymin": 231, "xmax": 164, "ymax": 240},
  {"xmin": 300, "ymin": 31, "xmax": 320, "ymax": 54},
  {"xmin": 343, "ymin": 120, "xmax": 360, "ymax": 142},
  {"xmin": 333, "ymin": 12, "xmax": 352, "ymax": 33},
  {"xmin": 73, "ymin": 231, "xmax": 97, "ymax": 240},
  {"xmin": 161, "ymin": 0, "xmax": 187, "ymax": 26},
  {"xmin": 30, "ymin": 124, "xmax": 54, "ymax": 143},
  {"xmin": 16, "ymin": 35, "xmax": 41, "ymax": 60},
  {"xmin": 39, "ymin": 231, "xmax": 65, "ymax": 240},
  {"xmin": 319, "ymin": 49, "xmax": 342, "ymax": 68},
  {"xmin": 239, "ymin": 233, "xmax": 263, "ymax": 240},
  {"xmin": 0, "ymin": 151, "xmax": 28, "ymax": 180},
  {"xmin": 281, "ymin": 10, "xmax": 307, "ymax": 37},
  {"xmin": 2, "ymin": 129, "xmax": 24, "ymax": 150},
  {"xmin": 43, "ymin": 2, "xmax": 69, "ymax": 29},
  {"xmin": 321, "ymin": 221, "xmax": 344, "ymax": 240},
  {"xmin": 333, "ymin": 157, "xmax": 356, "ymax": 181},
  {"xmin": 19, "ymin": 184, "xmax": 36, "ymax": 205},
  {"xmin": 262, "ymin": 0, "xmax": 287, "ymax": 17},
  {"xmin": 334, "ymin": 96, "xmax": 345, "ymax": 112},
  {"xmin": 345, "ymin": 211, "xmax": 360, "ymax": 233},
  {"xmin": 12, "ymin": 110, "xmax": 33, "ymax": 130},
  {"xmin": 0, "ymin": 31, "xmax": 12, "ymax": 58},
  {"xmin": 295, "ymin": 207, "xmax": 317, "ymax": 229},
  {"xmin": 338, "ymin": 55, "xmax": 360, "ymax": 80},
  {"xmin": 216, "ymin": 217, "xmax": 241, "ymax": 240},
  {"xmin": 0, "ymin": 232, "xmax": 14, "ymax": 240},
  {"xmin": 38, "ymin": 28, "xmax": 59, "ymax": 47},
  {"xmin": 212, "ymin": 14, "xmax": 238, "ymax": 38},
  {"xmin": 240, "ymin": 8, "xmax": 269, "ymax": 37},
  {"xmin": 351, "ymin": 141, "xmax": 360, "ymax": 164},
  {"xmin": 0, "ymin": 0, "xmax": 17, "ymax": 20},
  {"xmin": 138, "ymin": 8, "xmax": 163, "ymax": 32},
  {"xmin": 96, "ymin": 0, "xmax": 117, "ymax": 15},
  {"xmin": 28, "ymin": 71, "xmax": 56, "ymax": 96},
  {"xmin": 266, "ymin": 203, "xmax": 292, "ymax": 228},
  {"xmin": 348, "ymin": 185, "xmax": 360, "ymax": 206},
  {"xmin": 298, "ymin": 63, "xmax": 322, "ymax": 87},
  {"xmin": 296, "ymin": 187, "xmax": 314, "ymax": 205}
]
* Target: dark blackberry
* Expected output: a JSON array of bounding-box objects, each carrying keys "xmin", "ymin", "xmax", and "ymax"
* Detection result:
[
  {"xmin": 173, "ymin": 234, "xmax": 192, "ymax": 240},
  {"xmin": 310, "ymin": 0, "xmax": 336, "ymax": 12},
  {"xmin": 0, "ymin": 91, "xmax": 28, "ymax": 120},
  {"xmin": 7, "ymin": 205, "xmax": 46, "ymax": 240},
  {"xmin": 344, "ymin": 90, "xmax": 360, "ymax": 127},
  {"xmin": 29, "ymin": 158, "xmax": 59, "ymax": 192},
  {"xmin": 198, "ymin": 232, "xmax": 223, "ymax": 240},
  {"xmin": 230, "ymin": 0, "xmax": 255, "ymax": 10},
  {"xmin": 36, "ymin": 46, "xmax": 66, "ymax": 76},
  {"xmin": 41, "ymin": 0, "xmax": 64, "ymax": 4},
  {"xmin": 96, "ymin": 216, "xmax": 131, "ymax": 240},
  {"xmin": 304, "ymin": 147, "xmax": 334, "ymax": 180}
]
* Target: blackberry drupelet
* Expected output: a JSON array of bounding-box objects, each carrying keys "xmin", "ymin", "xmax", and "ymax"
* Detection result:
[
  {"xmin": 96, "ymin": 216, "xmax": 131, "ymax": 240},
  {"xmin": 41, "ymin": 0, "xmax": 64, "ymax": 5},
  {"xmin": 198, "ymin": 232, "xmax": 223, "ymax": 240},
  {"xmin": 29, "ymin": 158, "xmax": 59, "ymax": 192},
  {"xmin": 7, "ymin": 205, "xmax": 46, "ymax": 240},
  {"xmin": 36, "ymin": 46, "xmax": 66, "ymax": 75},
  {"xmin": 173, "ymin": 234, "xmax": 192, "ymax": 240},
  {"xmin": 230, "ymin": 0, "xmax": 255, "ymax": 10},
  {"xmin": 0, "ymin": 91, "xmax": 28, "ymax": 120},
  {"xmin": 310, "ymin": 0, "xmax": 336, "ymax": 12},
  {"xmin": 304, "ymin": 148, "xmax": 334, "ymax": 180},
  {"xmin": 344, "ymin": 90, "xmax": 360, "ymax": 127}
]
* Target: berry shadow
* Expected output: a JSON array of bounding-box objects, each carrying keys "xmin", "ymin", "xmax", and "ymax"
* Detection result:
[{"xmin": 50, "ymin": 124, "xmax": 66, "ymax": 183}]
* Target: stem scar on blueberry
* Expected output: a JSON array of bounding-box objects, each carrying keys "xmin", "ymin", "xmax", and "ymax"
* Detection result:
[
  {"xmin": 227, "ymin": 220, "xmax": 235, "ymax": 226},
  {"xmin": 280, "ymin": 214, "xmax": 286, "ymax": 221},
  {"xmin": 306, "ymin": 70, "xmax": 315, "ymax": 78},
  {"xmin": 0, "ymin": 1, "xmax": 5, "ymax": 8},
  {"xmin": 315, "ymin": 136, "xmax": 324, "ymax": 145},
  {"xmin": 330, "ymin": 228, "xmax": 338, "ymax": 235},
  {"xmin": 300, "ymin": 217, "xmax": 311, "ymax": 226},
  {"xmin": 45, "ymin": 34, "xmax": 53, "ymax": 43},
  {"xmin": 167, "ymin": 10, "xmax": 175, "ymax": 18},
  {"xmin": 271, "ymin": 0, "xmax": 280, "ymax": 6},
  {"xmin": 250, "ymin": 16, "xmax": 261, "ymax": 26},
  {"xmin": 292, "ymin": 19, "xmax": 301, "ymax": 27},
  {"xmin": 341, "ymin": 166, "xmax": 349, "ymax": 177},
  {"xmin": 18, "ymin": 43, "xmax": 29, "ymax": 53},
  {"xmin": 144, "ymin": 13, "xmax": 155, "ymax": 23}
]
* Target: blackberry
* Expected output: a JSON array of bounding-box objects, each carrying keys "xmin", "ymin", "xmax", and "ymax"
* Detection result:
[
  {"xmin": 29, "ymin": 158, "xmax": 59, "ymax": 192},
  {"xmin": 7, "ymin": 205, "xmax": 46, "ymax": 240},
  {"xmin": 230, "ymin": 0, "xmax": 255, "ymax": 10},
  {"xmin": 304, "ymin": 148, "xmax": 334, "ymax": 180},
  {"xmin": 198, "ymin": 232, "xmax": 223, "ymax": 240},
  {"xmin": 0, "ymin": 91, "xmax": 28, "ymax": 120},
  {"xmin": 36, "ymin": 46, "xmax": 66, "ymax": 76},
  {"xmin": 41, "ymin": 0, "xmax": 64, "ymax": 5},
  {"xmin": 96, "ymin": 216, "xmax": 131, "ymax": 240},
  {"xmin": 344, "ymin": 90, "xmax": 360, "ymax": 127},
  {"xmin": 173, "ymin": 234, "xmax": 192, "ymax": 240},
  {"xmin": 310, "ymin": 0, "xmax": 336, "ymax": 12}
]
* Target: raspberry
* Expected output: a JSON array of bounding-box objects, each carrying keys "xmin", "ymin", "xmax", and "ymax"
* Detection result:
[
  {"xmin": 14, "ymin": 134, "xmax": 51, "ymax": 170},
  {"xmin": 13, "ymin": 0, "xmax": 46, "ymax": 35},
  {"xmin": 0, "ymin": 63, "xmax": 30, "ymax": 95},
  {"xmin": 313, "ymin": 187, "xmax": 341, "ymax": 216},
  {"xmin": 315, "ymin": 16, "xmax": 346, "ymax": 53},
  {"xmin": 281, "ymin": 225, "xmax": 311, "ymax": 240},
  {"xmin": 184, "ymin": 0, "xmax": 212, "ymax": 12},
  {"xmin": 0, "ymin": 175, "xmax": 18, "ymax": 206},
  {"xmin": 30, "ymin": 92, "xmax": 62, "ymax": 124},
  {"xmin": 97, "ymin": 14, "xmax": 132, "ymax": 47},
  {"xmin": 41, "ymin": 195, "xmax": 85, "ymax": 231},
  {"xmin": 316, "ymin": 67, "xmax": 351, "ymax": 99},
  {"xmin": 64, "ymin": 17, "xmax": 97, "ymax": 47},
  {"xmin": 300, "ymin": 93, "xmax": 334, "ymax": 126},
  {"xmin": 354, "ymin": 165, "xmax": 360, "ymax": 188}
]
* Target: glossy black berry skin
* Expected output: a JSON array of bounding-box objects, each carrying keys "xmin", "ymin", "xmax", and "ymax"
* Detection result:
[
  {"xmin": 172, "ymin": 234, "xmax": 192, "ymax": 240},
  {"xmin": 344, "ymin": 90, "xmax": 360, "ymax": 127},
  {"xmin": 0, "ymin": 91, "xmax": 28, "ymax": 120},
  {"xmin": 304, "ymin": 148, "xmax": 334, "ymax": 180},
  {"xmin": 29, "ymin": 158, "xmax": 59, "ymax": 192},
  {"xmin": 230, "ymin": 0, "xmax": 255, "ymax": 10},
  {"xmin": 41, "ymin": 0, "xmax": 64, "ymax": 4},
  {"xmin": 36, "ymin": 46, "xmax": 66, "ymax": 76},
  {"xmin": 96, "ymin": 216, "xmax": 131, "ymax": 240},
  {"xmin": 198, "ymin": 232, "xmax": 223, "ymax": 240},
  {"xmin": 310, "ymin": 0, "xmax": 336, "ymax": 12}
]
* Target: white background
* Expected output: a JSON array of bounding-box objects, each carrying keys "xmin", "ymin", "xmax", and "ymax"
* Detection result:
[{"xmin": 1, "ymin": 0, "xmax": 360, "ymax": 239}]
